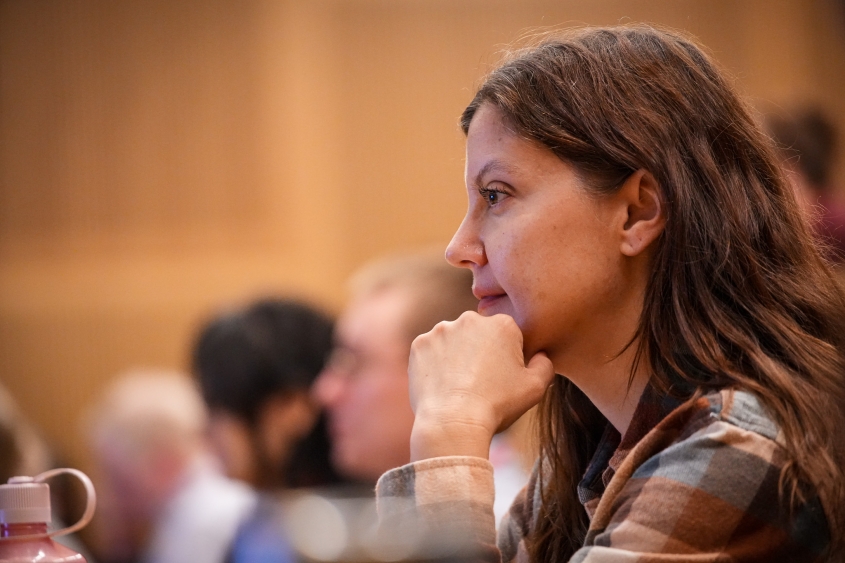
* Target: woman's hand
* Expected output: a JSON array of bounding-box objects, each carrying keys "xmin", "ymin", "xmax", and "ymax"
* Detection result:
[{"xmin": 408, "ymin": 311, "xmax": 555, "ymax": 461}]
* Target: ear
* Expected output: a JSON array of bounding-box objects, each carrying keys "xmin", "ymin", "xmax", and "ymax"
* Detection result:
[
  {"xmin": 617, "ymin": 169, "xmax": 665, "ymax": 256},
  {"xmin": 257, "ymin": 393, "xmax": 319, "ymax": 465}
]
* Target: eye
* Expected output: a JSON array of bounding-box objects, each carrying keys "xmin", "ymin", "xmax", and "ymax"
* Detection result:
[{"xmin": 478, "ymin": 187, "xmax": 508, "ymax": 207}]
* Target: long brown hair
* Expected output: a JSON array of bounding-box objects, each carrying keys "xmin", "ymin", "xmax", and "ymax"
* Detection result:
[{"xmin": 460, "ymin": 25, "xmax": 845, "ymax": 561}]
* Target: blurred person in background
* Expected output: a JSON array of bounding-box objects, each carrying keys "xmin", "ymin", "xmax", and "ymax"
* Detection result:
[
  {"xmin": 193, "ymin": 298, "xmax": 344, "ymax": 563},
  {"xmin": 86, "ymin": 370, "xmax": 255, "ymax": 563},
  {"xmin": 312, "ymin": 251, "xmax": 533, "ymax": 524},
  {"xmin": 767, "ymin": 106, "xmax": 845, "ymax": 267}
]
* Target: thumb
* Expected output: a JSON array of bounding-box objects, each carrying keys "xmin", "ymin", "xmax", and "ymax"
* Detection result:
[{"xmin": 525, "ymin": 351, "xmax": 556, "ymax": 388}]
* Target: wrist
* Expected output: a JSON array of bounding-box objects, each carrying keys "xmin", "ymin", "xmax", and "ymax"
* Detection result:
[{"xmin": 410, "ymin": 412, "xmax": 495, "ymax": 461}]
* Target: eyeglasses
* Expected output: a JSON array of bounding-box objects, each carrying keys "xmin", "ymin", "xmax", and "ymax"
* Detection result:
[{"xmin": 324, "ymin": 347, "xmax": 364, "ymax": 379}]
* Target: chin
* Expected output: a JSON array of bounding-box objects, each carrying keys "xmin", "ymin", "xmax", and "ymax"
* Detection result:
[{"xmin": 343, "ymin": 461, "xmax": 380, "ymax": 483}]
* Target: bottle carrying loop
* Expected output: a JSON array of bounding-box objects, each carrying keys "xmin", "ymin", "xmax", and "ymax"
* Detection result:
[{"xmin": 0, "ymin": 468, "xmax": 97, "ymax": 542}]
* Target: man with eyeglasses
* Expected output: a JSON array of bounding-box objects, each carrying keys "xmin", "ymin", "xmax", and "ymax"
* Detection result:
[{"xmin": 313, "ymin": 251, "xmax": 479, "ymax": 484}]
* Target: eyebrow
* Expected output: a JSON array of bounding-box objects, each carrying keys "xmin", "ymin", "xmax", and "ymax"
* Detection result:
[{"xmin": 472, "ymin": 159, "xmax": 520, "ymax": 189}]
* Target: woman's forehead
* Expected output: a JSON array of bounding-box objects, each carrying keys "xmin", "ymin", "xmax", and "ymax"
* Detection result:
[{"xmin": 465, "ymin": 106, "xmax": 567, "ymax": 185}]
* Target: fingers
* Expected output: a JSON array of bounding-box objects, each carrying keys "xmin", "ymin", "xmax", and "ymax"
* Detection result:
[
  {"xmin": 409, "ymin": 311, "xmax": 554, "ymax": 440},
  {"xmin": 493, "ymin": 351, "xmax": 555, "ymax": 432},
  {"xmin": 525, "ymin": 351, "xmax": 556, "ymax": 387}
]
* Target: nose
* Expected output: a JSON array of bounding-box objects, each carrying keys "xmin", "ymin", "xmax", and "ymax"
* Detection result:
[
  {"xmin": 445, "ymin": 213, "xmax": 486, "ymax": 269},
  {"xmin": 312, "ymin": 367, "xmax": 345, "ymax": 408}
]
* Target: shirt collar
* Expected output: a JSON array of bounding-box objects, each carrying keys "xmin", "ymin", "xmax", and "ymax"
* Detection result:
[{"xmin": 576, "ymin": 384, "xmax": 685, "ymax": 509}]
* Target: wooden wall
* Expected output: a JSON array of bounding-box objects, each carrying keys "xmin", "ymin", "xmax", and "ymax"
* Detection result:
[{"xmin": 1, "ymin": 0, "xmax": 844, "ymax": 474}]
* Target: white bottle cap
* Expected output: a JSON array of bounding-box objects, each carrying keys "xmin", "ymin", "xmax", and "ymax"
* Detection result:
[{"xmin": 0, "ymin": 476, "xmax": 52, "ymax": 524}]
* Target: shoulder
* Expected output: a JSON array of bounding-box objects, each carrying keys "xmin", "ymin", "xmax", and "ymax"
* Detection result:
[
  {"xmin": 584, "ymin": 389, "xmax": 830, "ymax": 561},
  {"xmin": 712, "ymin": 389, "xmax": 780, "ymax": 438},
  {"xmin": 676, "ymin": 388, "xmax": 780, "ymax": 442},
  {"xmin": 638, "ymin": 389, "xmax": 786, "ymax": 481}
]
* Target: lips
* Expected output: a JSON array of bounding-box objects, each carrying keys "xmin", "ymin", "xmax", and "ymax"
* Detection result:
[
  {"xmin": 473, "ymin": 284, "xmax": 507, "ymax": 314},
  {"xmin": 477, "ymin": 294, "xmax": 506, "ymax": 314}
]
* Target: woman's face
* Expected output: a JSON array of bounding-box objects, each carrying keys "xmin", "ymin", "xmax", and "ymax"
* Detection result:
[{"xmin": 446, "ymin": 103, "xmax": 642, "ymax": 368}]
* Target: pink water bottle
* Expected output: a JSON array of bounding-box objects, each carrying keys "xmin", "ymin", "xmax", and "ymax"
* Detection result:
[{"xmin": 0, "ymin": 468, "xmax": 96, "ymax": 562}]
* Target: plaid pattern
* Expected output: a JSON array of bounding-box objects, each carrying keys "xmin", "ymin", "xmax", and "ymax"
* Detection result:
[{"xmin": 376, "ymin": 389, "xmax": 831, "ymax": 562}]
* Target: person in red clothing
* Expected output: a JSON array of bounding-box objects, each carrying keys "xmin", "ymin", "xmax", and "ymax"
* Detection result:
[{"xmin": 767, "ymin": 107, "xmax": 845, "ymax": 266}]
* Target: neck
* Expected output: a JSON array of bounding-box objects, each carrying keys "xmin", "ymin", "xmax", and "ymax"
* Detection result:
[
  {"xmin": 559, "ymin": 341, "xmax": 649, "ymax": 435},
  {"xmin": 549, "ymin": 269, "xmax": 651, "ymax": 435}
]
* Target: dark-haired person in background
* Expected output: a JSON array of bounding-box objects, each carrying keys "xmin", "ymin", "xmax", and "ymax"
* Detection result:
[
  {"xmin": 767, "ymin": 107, "xmax": 845, "ymax": 267},
  {"xmin": 193, "ymin": 298, "xmax": 344, "ymax": 563}
]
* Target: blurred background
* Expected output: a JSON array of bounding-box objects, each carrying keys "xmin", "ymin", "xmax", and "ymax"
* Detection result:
[{"xmin": 1, "ymin": 0, "xmax": 845, "ymax": 532}]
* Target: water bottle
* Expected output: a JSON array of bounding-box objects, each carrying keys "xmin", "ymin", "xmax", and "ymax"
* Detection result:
[{"xmin": 0, "ymin": 468, "xmax": 96, "ymax": 562}]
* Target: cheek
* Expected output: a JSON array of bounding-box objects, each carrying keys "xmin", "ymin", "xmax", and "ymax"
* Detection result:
[
  {"xmin": 208, "ymin": 420, "xmax": 254, "ymax": 481},
  {"xmin": 345, "ymin": 376, "xmax": 391, "ymax": 421},
  {"xmin": 495, "ymin": 222, "xmax": 598, "ymax": 328},
  {"xmin": 369, "ymin": 374, "xmax": 409, "ymax": 415},
  {"xmin": 492, "ymin": 231, "xmax": 548, "ymax": 303},
  {"xmin": 352, "ymin": 373, "xmax": 409, "ymax": 429}
]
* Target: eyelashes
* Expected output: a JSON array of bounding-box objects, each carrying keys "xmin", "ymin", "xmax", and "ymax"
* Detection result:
[{"xmin": 478, "ymin": 187, "xmax": 508, "ymax": 206}]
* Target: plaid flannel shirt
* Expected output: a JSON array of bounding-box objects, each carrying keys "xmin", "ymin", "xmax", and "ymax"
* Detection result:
[{"xmin": 376, "ymin": 388, "xmax": 831, "ymax": 562}]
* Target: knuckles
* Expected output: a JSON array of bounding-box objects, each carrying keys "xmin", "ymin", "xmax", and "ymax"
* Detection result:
[{"xmin": 411, "ymin": 311, "xmax": 522, "ymax": 354}]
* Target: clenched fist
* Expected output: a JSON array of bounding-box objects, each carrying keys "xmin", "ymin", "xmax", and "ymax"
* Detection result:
[{"xmin": 408, "ymin": 311, "xmax": 556, "ymax": 461}]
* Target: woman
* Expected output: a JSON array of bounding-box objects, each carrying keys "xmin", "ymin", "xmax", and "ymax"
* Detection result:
[{"xmin": 376, "ymin": 25, "xmax": 845, "ymax": 562}]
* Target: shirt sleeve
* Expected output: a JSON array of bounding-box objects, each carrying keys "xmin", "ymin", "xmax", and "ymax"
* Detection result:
[{"xmin": 376, "ymin": 456, "xmax": 503, "ymax": 562}]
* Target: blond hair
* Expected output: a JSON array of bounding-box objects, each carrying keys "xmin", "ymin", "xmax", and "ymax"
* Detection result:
[{"xmin": 349, "ymin": 249, "xmax": 478, "ymax": 342}]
